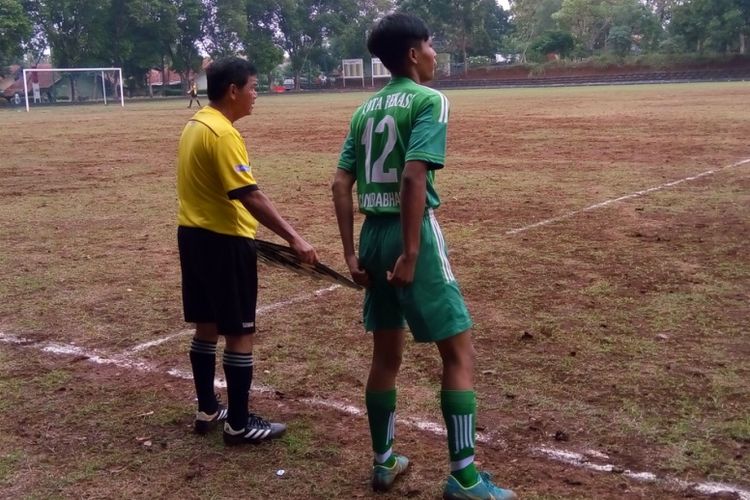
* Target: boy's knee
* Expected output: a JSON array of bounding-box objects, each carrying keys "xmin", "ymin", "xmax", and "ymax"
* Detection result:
[{"xmin": 374, "ymin": 351, "xmax": 403, "ymax": 373}]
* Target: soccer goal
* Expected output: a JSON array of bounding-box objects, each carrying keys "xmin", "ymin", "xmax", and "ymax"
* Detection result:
[{"xmin": 22, "ymin": 67, "xmax": 124, "ymax": 112}]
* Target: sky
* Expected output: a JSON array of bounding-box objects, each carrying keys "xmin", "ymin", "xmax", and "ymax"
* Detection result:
[{"xmin": 498, "ymin": 0, "xmax": 510, "ymax": 10}]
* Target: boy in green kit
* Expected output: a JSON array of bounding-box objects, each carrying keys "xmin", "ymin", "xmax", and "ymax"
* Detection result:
[{"xmin": 331, "ymin": 12, "xmax": 517, "ymax": 500}]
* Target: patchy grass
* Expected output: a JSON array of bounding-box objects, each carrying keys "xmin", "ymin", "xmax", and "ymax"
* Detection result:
[{"xmin": 0, "ymin": 82, "xmax": 749, "ymax": 497}]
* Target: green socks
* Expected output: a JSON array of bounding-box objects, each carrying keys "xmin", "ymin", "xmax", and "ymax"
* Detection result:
[
  {"xmin": 366, "ymin": 389, "xmax": 397, "ymax": 467},
  {"xmin": 441, "ymin": 390, "xmax": 480, "ymax": 487},
  {"xmin": 366, "ymin": 388, "xmax": 481, "ymax": 485}
]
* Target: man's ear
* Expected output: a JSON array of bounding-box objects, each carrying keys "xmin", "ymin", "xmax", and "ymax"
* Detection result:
[{"xmin": 407, "ymin": 47, "xmax": 418, "ymax": 64}]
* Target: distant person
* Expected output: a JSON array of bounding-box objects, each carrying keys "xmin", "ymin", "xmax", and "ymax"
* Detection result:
[
  {"xmin": 13, "ymin": 93, "xmax": 21, "ymax": 106},
  {"xmin": 187, "ymin": 81, "xmax": 201, "ymax": 108},
  {"xmin": 331, "ymin": 13, "xmax": 517, "ymax": 500},
  {"xmin": 176, "ymin": 57, "xmax": 318, "ymax": 445}
]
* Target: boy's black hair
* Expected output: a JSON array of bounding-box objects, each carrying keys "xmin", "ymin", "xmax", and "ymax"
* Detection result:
[
  {"xmin": 367, "ymin": 13, "xmax": 430, "ymax": 75},
  {"xmin": 206, "ymin": 57, "xmax": 257, "ymax": 102}
]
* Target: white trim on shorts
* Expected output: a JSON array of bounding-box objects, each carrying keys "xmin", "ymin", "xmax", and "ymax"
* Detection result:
[{"xmin": 427, "ymin": 209, "xmax": 455, "ymax": 283}]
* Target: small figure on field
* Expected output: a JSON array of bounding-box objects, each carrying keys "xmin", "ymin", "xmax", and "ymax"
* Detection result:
[
  {"xmin": 187, "ymin": 81, "xmax": 201, "ymax": 108},
  {"xmin": 177, "ymin": 57, "xmax": 318, "ymax": 445},
  {"xmin": 331, "ymin": 13, "xmax": 517, "ymax": 500}
]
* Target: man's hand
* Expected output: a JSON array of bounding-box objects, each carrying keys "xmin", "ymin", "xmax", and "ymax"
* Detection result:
[
  {"xmin": 346, "ymin": 254, "xmax": 371, "ymax": 288},
  {"xmin": 290, "ymin": 237, "xmax": 318, "ymax": 265},
  {"xmin": 386, "ymin": 253, "xmax": 417, "ymax": 287}
]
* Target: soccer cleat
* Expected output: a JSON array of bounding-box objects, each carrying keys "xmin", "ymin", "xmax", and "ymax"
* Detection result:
[
  {"xmin": 223, "ymin": 413, "xmax": 287, "ymax": 445},
  {"xmin": 194, "ymin": 404, "xmax": 228, "ymax": 435},
  {"xmin": 371, "ymin": 454, "xmax": 410, "ymax": 492},
  {"xmin": 443, "ymin": 471, "xmax": 517, "ymax": 500}
]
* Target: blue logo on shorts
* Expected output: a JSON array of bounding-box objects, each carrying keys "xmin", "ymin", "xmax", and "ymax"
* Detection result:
[{"xmin": 235, "ymin": 164, "xmax": 251, "ymax": 173}]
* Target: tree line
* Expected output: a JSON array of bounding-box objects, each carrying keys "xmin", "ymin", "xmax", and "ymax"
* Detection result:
[{"xmin": 1, "ymin": 0, "xmax": 748, "ymax": 92}]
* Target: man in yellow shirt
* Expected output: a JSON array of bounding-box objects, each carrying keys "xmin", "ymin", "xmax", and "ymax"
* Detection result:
[{"xmin": 177, "ymin": 57, "xmax": 318, "ymax": 445}]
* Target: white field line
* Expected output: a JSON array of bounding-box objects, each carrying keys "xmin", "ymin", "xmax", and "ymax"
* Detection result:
[
  {"xmin": 535, "ymin": 447, "xmax": 750, "ymax": 500},
  {"xmin": 3, "ymin": 159, "xmax": 750, "ymax": 497},
  {"xmin": 505, "ymin": 158, "xmax": 750, "ymax": 235},
  {"xmin": 0, "ymin": 333, "xmax": 157, "ymax": 373},
  {"xmin": 2, "ymin": 330, "xmax": 749, "ymax": 499},
  {"xmin": 120, "ymin": 158, "xmax": 750, "ymax": 354},
  {"xmin": 125, "ymin": 284, "xmax": 341, "ymax": 354}
]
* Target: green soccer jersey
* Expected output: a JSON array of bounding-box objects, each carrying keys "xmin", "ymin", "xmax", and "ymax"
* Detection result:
[{"xmin": 338, "ymin": 76, "xmax": 450, "ymax": 216}]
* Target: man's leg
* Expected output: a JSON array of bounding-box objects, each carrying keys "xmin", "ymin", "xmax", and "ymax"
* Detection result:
[
  {"xmin": 191, "ymin": 322, "xmax": 226, "ymax": 434},
  {"xmin": 367, "ymin": 328, "xmax": 409, "ymax": 491},
  {"xmin": 437, "ymin": 330, "xmax": 480, "ymax": 487},
  {"xmin": 223, "ymin": 333, "xmax": 254, "ymax": 432},
  {"xmin": 221, "ymin": 333, "xmax": 286, "ymax": 445}
]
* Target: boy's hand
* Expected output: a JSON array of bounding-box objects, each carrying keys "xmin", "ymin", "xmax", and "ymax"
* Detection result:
[
  {"xmin": 386, "ymin": 254, "xmax": 417, "ymax": 287},
  {"xmin": 346, "ymin": 254, "xmax": 371, "ymax": 288},
  {"xmin": 291, "ymin": 237, "xmax": 318, "ymax": 265}
]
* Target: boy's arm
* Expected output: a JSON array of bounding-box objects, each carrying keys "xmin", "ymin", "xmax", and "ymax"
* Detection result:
[
  {"xmin": 331, "ymin": 169, "xmax": 370, "ymax": 287},
  {"xmin": 238, "ymin": 189, "xmax": 318, "ymax": 264},
  {"xmin": 387, "ymin": 160, "xmax": 427, "ymax": 287}
]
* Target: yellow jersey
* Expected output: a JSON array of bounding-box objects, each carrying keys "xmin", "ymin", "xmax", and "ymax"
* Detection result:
[{"xmin": 177, "ymin": 106, "xmax": 259, "ymax": 238}]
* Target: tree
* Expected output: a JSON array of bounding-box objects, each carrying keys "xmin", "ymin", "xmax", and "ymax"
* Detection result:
[
  {"xmin": 528, "ymin": 29, "xmax": 574, "ymax": 60},
  {"xmin": 102, "ymin": 0, "xmax": 171, "ymax": 96},
  {"xmin": 642, "ymin": 0, "xmax": 679, "ymax": 25},
  {"xmin": 607, "ymin": 25, "xmax": 633, "ymax": 56},
  {"xmin": 171, "ymin": 0, "xmax": 205, "ymax": 92},
  {"xmin": 670, "ymin": 0, "xmax": 749, "ymax": 54},
  {"xmin": 552, "ymin": 0, "xmax": 660, "ymax": 55},
  {"xmin": 398, "ymin": 0, "xmax": 510, "ymax": 74},
  {"xmin": 23, "ymin": 0, "xmax": 109, "ymax": 100},
  {"xmin": 0, "ymin": 0, "xmax": 32, "ymax": 74},
  {"xmin": 508, "ymin": 0, "xmax": 563, "ymax": 61},
  {"xmin": 327, "ymin": 0, "xmax": 394, "ymax": 61},
  {"xmin": 202, "ymin": 0, "xmax": 247, "ymax": 57},
  {"xmin": 200, "ymin": 0, "xmax": 285, "ymax": 90},
  {"xmin": 244, "ymin": 0, "xmax": 284, "ymax": 89},
  {"xmin": 268, "ymin": 0, "xmax": 344, "ymax": 90}
]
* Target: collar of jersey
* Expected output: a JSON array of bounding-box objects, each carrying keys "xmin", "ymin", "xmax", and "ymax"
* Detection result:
[{"xmin": 199, "ymin": 105, "xmax": 231, "ymax": 124}]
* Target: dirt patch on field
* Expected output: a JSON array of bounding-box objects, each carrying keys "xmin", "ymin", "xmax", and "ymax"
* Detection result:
[{"xmin": 0, "ymin": 84, "xmax": 749, "ymax": 498}]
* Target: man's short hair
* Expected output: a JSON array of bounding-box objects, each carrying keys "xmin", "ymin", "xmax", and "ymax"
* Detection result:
[
  {"xmin": 206, "ymin": 57, "xmax": 258, "ymax": 102},
  {"xmin": 367, "ymin": 13, "xmax": 430, "ymax": 74}
]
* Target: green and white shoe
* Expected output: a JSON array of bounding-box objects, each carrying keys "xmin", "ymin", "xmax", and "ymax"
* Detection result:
[
  {"xmin": 371, "ymin": 453, "xmax": 410, "ymax": 492},
  {"xmin": 443, "ymin": 471, "xmax": 517, "ymax": 500}
]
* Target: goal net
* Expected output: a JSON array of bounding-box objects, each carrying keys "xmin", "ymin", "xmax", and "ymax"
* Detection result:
[{"xmin": 21, "ymin": 67, "xmax": 124, "ymax": 111}]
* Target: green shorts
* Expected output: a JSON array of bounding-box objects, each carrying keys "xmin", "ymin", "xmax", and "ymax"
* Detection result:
[{"xmin": 359, "ymin": 209, "xmax": 473, "ymax": 343}]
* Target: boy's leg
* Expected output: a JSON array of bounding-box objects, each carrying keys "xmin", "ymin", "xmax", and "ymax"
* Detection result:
[
  {"xmin": 367, "ymin": 328, "xmax": 409, "ymax": 491},
  {"xmin": 366, "ymin": 328, "xmax": 405, "ymax": 462},
  {"xmin": 437, "ymin": 331, "xmax": 480, "ymax": 487}
]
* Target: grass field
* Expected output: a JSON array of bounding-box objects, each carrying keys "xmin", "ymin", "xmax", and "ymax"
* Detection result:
[{"xmin": 0, "ymin": 82, "xmax": 748, "ymax": 499}]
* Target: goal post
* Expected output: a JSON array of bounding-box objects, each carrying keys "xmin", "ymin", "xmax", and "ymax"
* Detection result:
[{"xmin": 22, "ymin": 67, "xmax": 125, "ymax": 112}]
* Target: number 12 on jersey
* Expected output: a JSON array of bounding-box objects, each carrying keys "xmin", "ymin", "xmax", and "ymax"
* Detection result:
[{"xmin": 361, "ymin": 115, "xmax": 398, "ymax": 184}]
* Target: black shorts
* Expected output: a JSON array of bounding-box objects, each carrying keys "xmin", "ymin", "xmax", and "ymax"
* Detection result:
[{"xmin": 178, "ymin": 226, "xmax": 257, "ymax": 335}]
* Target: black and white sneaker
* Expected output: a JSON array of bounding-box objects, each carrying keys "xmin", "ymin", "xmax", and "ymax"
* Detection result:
[
  {"xmin": 223, "ymin": 413, "xmax": 287, "ymax": 445},
  {"xmin": 194, "ymin": 404, "xmax": 228, "ymax": 435}
]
